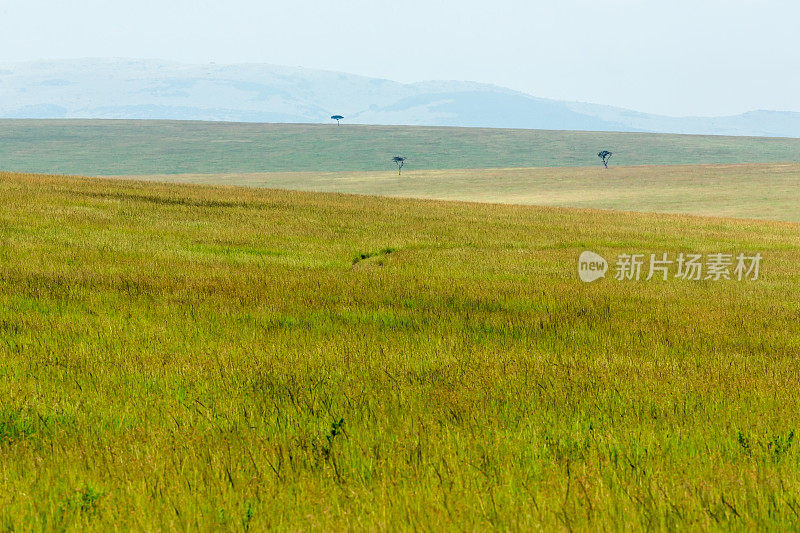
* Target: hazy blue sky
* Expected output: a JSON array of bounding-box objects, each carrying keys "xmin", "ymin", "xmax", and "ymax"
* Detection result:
[{"xmin": 0, "ymin": 0, "xmax": 797, "ymax": 116}]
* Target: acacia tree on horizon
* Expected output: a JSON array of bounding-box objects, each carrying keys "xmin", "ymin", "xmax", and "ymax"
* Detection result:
[
  {"xmin": 331, "ymin": 115, "xmax": 344, "ymax": 126},
  {"xmin": 598, "ymin": 150, "xmax": 613, "ymax": 169},
  {"xmin": 392, "ymin": 156, "xmax": 407, "ymax": 175}
]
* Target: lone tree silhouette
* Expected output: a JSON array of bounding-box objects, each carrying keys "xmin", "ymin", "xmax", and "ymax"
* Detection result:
[
  {"xmin": 392, "ymin": 156, "xmax": 407, "ymax": 175},
  {"xmin": 598, "ymin": 150, "xmax": 613, "ymax": 169},
  {"xmin": 331, "ymin": 115, "xmax": 344, "ymax": 126}
]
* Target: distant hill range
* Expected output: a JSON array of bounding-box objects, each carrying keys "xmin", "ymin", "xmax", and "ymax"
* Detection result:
[{"xmin": 2, "ymin": 58, "xmax": 800, "ymax": 138}]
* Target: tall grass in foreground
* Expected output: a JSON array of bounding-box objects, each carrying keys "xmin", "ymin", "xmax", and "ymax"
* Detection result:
[{"xmin": 1, "ymin": 173, "xmax": 800, "ymax": 530}]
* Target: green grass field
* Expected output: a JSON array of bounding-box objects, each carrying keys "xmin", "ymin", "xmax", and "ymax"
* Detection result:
[
  {"xmin": 117, "ymin": 162, "xmax": 800, "ymax": 222},
  {"xmin": 3, "ymin": 120, "xmax": 800, "ymax": 175},
  {"xmin": 2, "ymin": 172, "xmax": 800, "ymax": 530}
]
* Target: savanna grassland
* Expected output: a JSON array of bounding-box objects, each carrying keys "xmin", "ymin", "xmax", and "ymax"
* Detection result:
[
  {"xmin": 2, "ymin": 172, "xmax": 800, "ymax": 530},
  {"xmin": 8, "ymin": 120, "xmax": 799, "ymax": 224},
  {"xmin": 3, "ymin": 120, "xmax": 800, "ymax": 175},
  {"xmin": 118, "ymin": 162, "xmax": 800, "ymax": 223}
]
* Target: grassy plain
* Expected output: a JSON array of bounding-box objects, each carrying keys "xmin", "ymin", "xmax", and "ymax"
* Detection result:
[
  {"xmin": 114, "ymin": 162, "xmax": 800, "ymax": 222},
  {"xmin": 1, "ymin": 172, "xmax": 800, "ymax": 530},
  {"xmin": 3, "ymin": 120, "xmax": 800, "ymax": 175}
]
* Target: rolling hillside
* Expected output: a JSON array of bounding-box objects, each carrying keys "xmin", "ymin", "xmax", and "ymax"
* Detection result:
[
  {"xmin": 121, "ymin": 163, "xmax": 800, "ymax": 223},
  {"xmin": 3, "ymin": 120, "xmax": 800, "ymax": 176},
  {"xmin": 1, "ymin": 172, "xmax": 799, "ymax": 529}
]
